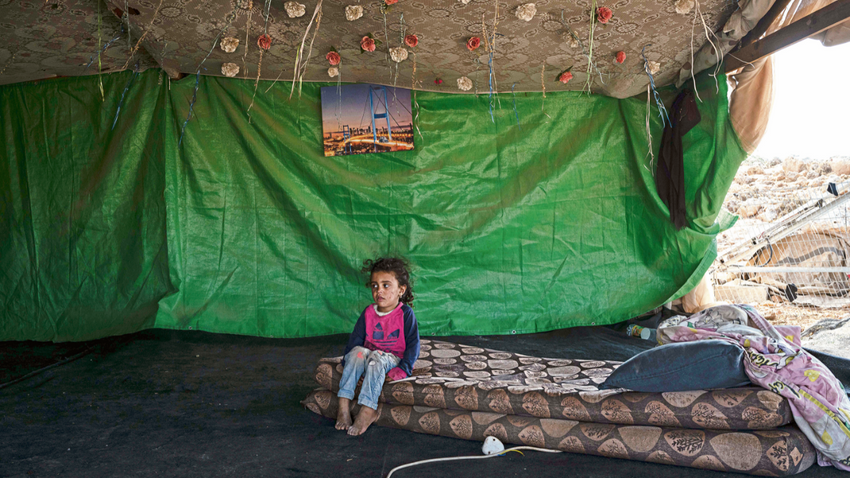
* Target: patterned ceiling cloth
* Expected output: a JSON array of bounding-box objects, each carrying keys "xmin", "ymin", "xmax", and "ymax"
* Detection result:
[{"xmin": 0, "ymin": 0, "xmax": 739, "ymax": 97}]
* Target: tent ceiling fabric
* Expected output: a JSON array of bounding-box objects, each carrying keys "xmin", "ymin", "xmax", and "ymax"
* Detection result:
[{"xmin": 1, "ymin": 0, "xmax": 739, "ymax": 97}]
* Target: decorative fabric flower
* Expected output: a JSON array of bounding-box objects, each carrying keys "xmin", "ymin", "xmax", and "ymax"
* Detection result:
[
  {"xmin": 326, "ymin": 51, "xmax": 341, "ymax": 65},
  {"xmin": 435, "ymin": 78, "xmax": 443, "ymax": 85},
  {"xmin": 648, "ymin": 60, "xmax": 661, "ymax": 75},
  {"xmin": 257, "ymin": 34, "xmax": 272, "ymax": 51},
  {"xmin": 596, "ymin": 7, "xmax": 613, "ymax": 24},
  {"xmin": 457, "ymin": 76, "xmax": 472, "ymax": 91},
  {"xmin": 615, "ymin": 51, "xmax": 626, "ymax": 64},
  {"xmin": 389, "ymin": 47, "xmax": 409, "ymax": 63},
  {"xmin": 236, "ymin": 0, "xmax": 253, "ymax": 10},
  {"xmin": 221, "ymin": 62, "xmax": 239, "ymax": 77},
  {"xmin": 674, "ymin": 0, "xmax": 694, "ymax": 14},
  {"xmin": 385, "ymin": 0, "xmax": 398, "ymax": 4},
  {"xmin": 220, "ymin": 36, "xmax": 239, "ymax": 53},
  {"xmin": 466, "ymin": 37, "xmax": 481, "ymax": 51},
  {"xmin": 515, "ymin": 3, "xmax": 537, "ymax": 22},
  {"xmin": 558, "ymin": 71, "xmax": 573, "ymax": 84},
  {"xmin": 328, "ymin": 66, "xmax": 339, "ymax": 78},
  {"xmin": 284, "ymin": 1, "xmax": 306, "ymax": 18},
  {"xmin": 404, "ymin": 34, "xmax": 418, "ymax": 48},
  {"xmin": 345, "ymin": 5, "xmax": 363, "ymax": 21},
  {"xmin": 567, "ymin": 35, "xmax": 580, "ymax": 48},
  {"xmin": 360, "ymin": 36, "xmax": 376, "ymax": 52}
]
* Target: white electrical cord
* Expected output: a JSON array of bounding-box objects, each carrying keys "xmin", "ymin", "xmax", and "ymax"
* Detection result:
[{"xmin": 385, "ymin": 443, "xmax": 563, "ymax": 478}]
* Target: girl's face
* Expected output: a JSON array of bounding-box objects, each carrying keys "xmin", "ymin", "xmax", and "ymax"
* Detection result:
[{"xmin": 369, "ymin": 271, "xmax": 406, "ymax": 313}]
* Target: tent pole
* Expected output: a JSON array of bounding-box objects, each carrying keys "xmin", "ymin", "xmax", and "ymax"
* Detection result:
[{"xmin": 725, "ymin": 0, "xmax": 850, "ymax": 72}]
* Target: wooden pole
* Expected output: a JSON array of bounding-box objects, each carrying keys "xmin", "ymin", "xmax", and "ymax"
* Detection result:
[{"xmin": 725, "ymin": 0, "xmax": 850, "ymax": 72}]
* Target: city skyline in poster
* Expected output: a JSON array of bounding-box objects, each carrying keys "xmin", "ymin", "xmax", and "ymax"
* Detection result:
[{"xmin": 320, "ymin": 84, "xmax": 414, "ymax": 157}]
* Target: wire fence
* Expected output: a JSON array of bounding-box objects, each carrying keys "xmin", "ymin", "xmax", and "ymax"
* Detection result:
[{"xmin": 711, "ymin": 173, "xmax": 850, "ymax": 320}]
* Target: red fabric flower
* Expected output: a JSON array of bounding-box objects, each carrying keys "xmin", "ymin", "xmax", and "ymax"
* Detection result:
[
  {"xmin": 257, "ymin": 34, "xmax": 271, "ymax": 51},
  {"xmin": 360, "ymin": 36, "xmax": 376, "ymax": 52},
  {"xmin": 404, "ymin": 34, "xmax": 418, "ymax": 48},
  {"xmin": 466, "ymin": 36, "xmax": 481, "ymax": 51},
  {"xmin": 385, "ymin": 0, "xmax": 398, "ymax": 4},
  {"xmin": 558, "ymin": 71, "xmax": 573, "ymax": 84},
  {"xmin": 615, "ymin": 51, "xmax": 626, "ymax": 64},
  {"xmin": 597, "ymin": 7, "xmax": 613, "ymax": 24},
  {"xmin": 326, "ymin": 51, "xmax": 341, "ymax": 65},
  {"xmin": 434, "ymin": 78, "xmax": 443, "ymax": 85}
]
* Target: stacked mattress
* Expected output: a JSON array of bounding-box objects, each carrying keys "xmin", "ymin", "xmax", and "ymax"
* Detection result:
[{"xmin": 303, "ymin": 339, "xmax": 817, "ymax": 475}]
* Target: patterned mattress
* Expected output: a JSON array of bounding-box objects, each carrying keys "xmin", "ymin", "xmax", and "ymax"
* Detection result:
[
  {"xmin": 304, "ymin": 339, "xmax": 817, "ymax": 476},
  {"xmin": 312, "ymin": 339, "xmax": 792, "ymax": 430},
  {"xmin": 303, "ymin": 390, "xmax": 816, "ymax": 476}
]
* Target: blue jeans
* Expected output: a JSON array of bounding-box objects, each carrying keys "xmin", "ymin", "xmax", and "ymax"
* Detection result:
[{"xmin": 338, "ymin": 346, "xmax": 400, "ymax": 410}]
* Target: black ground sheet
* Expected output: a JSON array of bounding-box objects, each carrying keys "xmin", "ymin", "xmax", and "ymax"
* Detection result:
[{"xmin": 2, "ymin": 325, "xmax": 847, "ymax": 478}]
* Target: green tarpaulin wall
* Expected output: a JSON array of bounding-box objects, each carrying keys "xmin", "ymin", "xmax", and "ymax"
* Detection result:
[{"xmin": 0, "ymin": 69, "xmax": 745, "ymax": 342}]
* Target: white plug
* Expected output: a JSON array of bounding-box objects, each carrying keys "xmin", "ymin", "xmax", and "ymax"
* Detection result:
[{"xmin": 482, "ymin": 436, "xmax": 505, "ymax": 455}]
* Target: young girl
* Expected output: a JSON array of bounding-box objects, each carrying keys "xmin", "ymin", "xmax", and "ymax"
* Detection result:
[{"xmin": 335, "ymin": 257, "xmax": 420, "ymax": 436}]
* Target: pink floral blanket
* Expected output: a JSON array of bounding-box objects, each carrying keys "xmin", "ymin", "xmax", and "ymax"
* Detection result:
[{"xmin": 658, "ymin": 305, "xmax": 850, "ymax": 471}]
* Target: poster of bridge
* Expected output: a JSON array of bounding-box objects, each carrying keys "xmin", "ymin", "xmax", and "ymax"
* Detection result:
[{"xmin": 320, "ymin": 84, "xmax": 414, "ymax": 157}]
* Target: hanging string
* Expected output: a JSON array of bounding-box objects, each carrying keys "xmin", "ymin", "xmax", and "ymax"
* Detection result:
[
  {"xmin": 272, "ymin": 0, "xmax": 322, "ymax": 99},
  {"xmin": 178, "ymin": 69, "xmax": 202, "ymax": 145},
  {"xmin": 179, "ymin": 10, "xmax": 236, "ymax": 141},
  {"xmin": 411, "ymin": 51, "xmax": 423, "ymax": 141},
  {"xmin": 511, "ymin": 83, "xmax": 521, "ymax": 130},
  {"xmin": 641, "ymin": 44, "xmax": 670, "ymax": 127},
  {"xmin": 391, "ymin": 13, "xmax": 406, "ymax": 101},
  {"xmin": 559, "ymin": 10, "xmax": 605, "ymax": 85},
  {"xmin": 693, "ymin": 0, "xmax": 722, "ymax": 95},
  {"xmin": 124, "ymin": 0, "xmax": 131, "ymax": 52},
  {"xmin": 645, "ymin": 84, "xmax": 654, "ymax": 174},
  {"xmin": 482, "ymin": 9, "xmax": 502, "ymax": 124},
  {"xmin": 96, "ymin": 0, "xmax": 104, "ymax": 100},
  {"xmin": 84, "ymin": 28, "xmax": 123, "ymax": 71},
  {"xmin": 540, "ymin": 63, "xmax": 551, "ymax": 121},
  {"xmin": 112, "ymin": 61, "xmax": 140, "ymax": 130},
  {"xmin": 583, "ymin": 0, "xmax": 597, "ymax": 94},
  {"xmin": 381, "ymin": 3, "xmax": 392, "ymax": 73},
  {"xmin": 241, "ymin": 5, "xmax": 253, "ymax": 83},
  {"xmin": 0, "ymin": 51, "xmax": 16, "ymax": 76},
  {"xmin": 121, "ymin": 0, "xmax": 165, "ymax": 71},
  {"xmin": 247, "ymin": 0, "xmax": 274, "ymax": 118}
]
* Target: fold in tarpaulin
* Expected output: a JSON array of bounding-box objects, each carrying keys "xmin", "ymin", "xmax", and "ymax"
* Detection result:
[{"xmin": 0, "ymin": 68, "xmax": 746, "ymax": 342}]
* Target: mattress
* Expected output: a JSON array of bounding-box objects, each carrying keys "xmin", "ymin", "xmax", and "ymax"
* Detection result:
[
  {"xmin": 313, "ymin": 339, "xmax": 792, "ymax": 430},
  {"xmin": 304, "ymin": 339, "xmax": 817, "ymax": 476},
  {"xmin": 304, "ymin": 389, "xmax": 816, "ymax": 476}
]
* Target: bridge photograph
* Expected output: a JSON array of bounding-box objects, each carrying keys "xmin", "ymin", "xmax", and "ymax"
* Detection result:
[{"xmin": 320, "ymin": 84, "xmax": 414, "ymax": 157}]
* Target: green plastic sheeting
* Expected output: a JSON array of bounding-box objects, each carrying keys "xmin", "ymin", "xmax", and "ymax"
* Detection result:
[{"xmin": 0, "ymin": 69, "xmax": 745, "ymax": 342}]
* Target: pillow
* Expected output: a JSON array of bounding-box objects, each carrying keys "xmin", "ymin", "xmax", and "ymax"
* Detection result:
[{"xmin": 599, "ymin": 339, "xmax": 750, "ymax": 392}]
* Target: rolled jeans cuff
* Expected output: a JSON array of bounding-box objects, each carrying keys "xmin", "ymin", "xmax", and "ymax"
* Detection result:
[
  {"xmin": 337, "ymin": 389, "xmax": 355, "ymax": 400},
  {"xmin": 357, "ymin": 396, "xmax": 379, "ymax": 410}
]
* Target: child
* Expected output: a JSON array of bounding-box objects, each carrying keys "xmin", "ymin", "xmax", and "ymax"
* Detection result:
[{"xmin": 335, "ymin": 257, "xmax": 420, "ymax": 436}]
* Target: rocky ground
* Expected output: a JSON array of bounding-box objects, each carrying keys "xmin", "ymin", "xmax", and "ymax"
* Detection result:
[{"xmin": 715, "ymin": 155, "xmax": 850, "ymax": 357}]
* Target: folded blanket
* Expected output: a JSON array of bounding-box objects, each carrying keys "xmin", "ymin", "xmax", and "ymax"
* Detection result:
[
  {"xmin": 313, "ymin": 339, "xmax": 792, "ymax": 430},
  {"xmin": 660, "ymin": 304, "xmax": 850, "ymax": 470}
]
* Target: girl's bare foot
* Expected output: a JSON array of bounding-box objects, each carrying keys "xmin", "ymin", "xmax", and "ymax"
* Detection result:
[
  {"xmin": 335, "ymin": 398, "xmax": 352, "ymax": 430},
  {"xmin": 347, "ymin": 406, "xmax": 378, "ymax": 436}
]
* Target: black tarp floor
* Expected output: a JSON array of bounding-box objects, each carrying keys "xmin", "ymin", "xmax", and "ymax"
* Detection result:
[{"xmin": 2, "ymin": 325, "xmax": 848, "ymax": 478}]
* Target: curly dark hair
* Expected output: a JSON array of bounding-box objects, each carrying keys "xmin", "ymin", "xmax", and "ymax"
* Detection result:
[{"xmin": 361, "ymin": 257, "xmax": 415, "ymax": 308}]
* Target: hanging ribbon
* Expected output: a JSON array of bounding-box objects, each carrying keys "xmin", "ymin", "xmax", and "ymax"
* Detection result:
[
  {"xmin": 112, "ymin": 61, "xmax": 140, "ymax": 130},
  {"xmin": 121, "ymin": 0, "xmax": 165, "ymax": 71},
  {"xmin": 540, "ymin": 63, "xmax": 551, "ymax": 120},
  {"xmin": 641, "ymin": 44, "xmax": 670, "ymax": 128},
  {"xmin": 180, "ymin": 10, "xmax": 236, "ymax": 140},
  {"xmin": 511, "ymin": 83, "xmax": 521, "ymax": 130}
]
